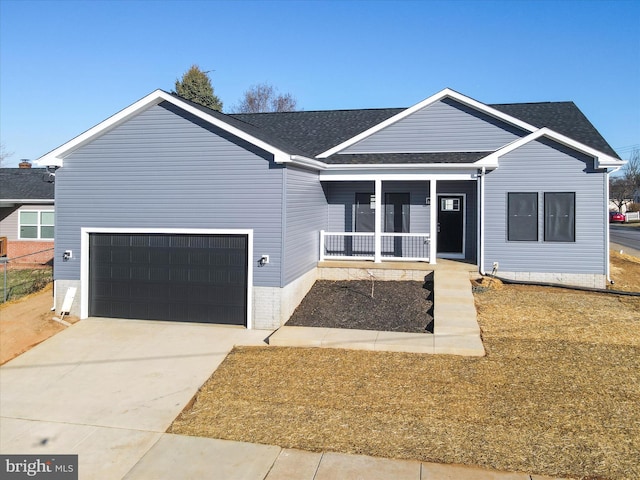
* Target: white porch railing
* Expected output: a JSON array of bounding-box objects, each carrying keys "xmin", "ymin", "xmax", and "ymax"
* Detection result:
[{"xmin": 320, "ymin": 231, "xmax": 430, "ymax": 262}]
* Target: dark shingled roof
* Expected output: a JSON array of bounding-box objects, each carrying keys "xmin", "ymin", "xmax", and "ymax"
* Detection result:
[
  {"xmin": 490, "ymin": 102, "xmax": 619, "ymax": 158},
  {"xmin": 170, "ymin": 92, "xmax": 620, "ymax": 162},
  {"xmin": 0, "ymin": 168, "xmax": 55, "ymax": 200},
  {"xmin": 231, "ymin": 109, "xmax": 403, "ymax": 158}
]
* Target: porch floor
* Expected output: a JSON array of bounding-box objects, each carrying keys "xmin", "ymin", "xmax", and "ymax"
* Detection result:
[{"xmin": 269, "ymin": 260, "xmax": 485, "ymax": 356}]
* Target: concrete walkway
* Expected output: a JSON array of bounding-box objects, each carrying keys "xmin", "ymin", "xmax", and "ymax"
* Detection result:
[
  {"xmin": 1, "ymin": 315, "xmax": 561, "ymax": 479},
  {"xmin": 270, "ymin": 259, "xmax": 485, "ymax": 356}
]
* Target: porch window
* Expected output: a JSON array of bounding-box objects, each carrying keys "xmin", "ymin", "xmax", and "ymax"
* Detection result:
[
  {"xmin": 355, "ymin": 193, "xmax": 375, "ymax": 232},
  {"xmin": 385, "ymin": 193, "xmax": 410, "ymax": 233},
  {"xmin": 19, "ymin": 211, "xmax": 54, "ymax": 240},
  {"xmin": 544, "ymin": 192, "xmax": 575, "ymax": 242},
  {"xmin": 508, "ymin": 193, "xmax": 537, "ymax": 241}
]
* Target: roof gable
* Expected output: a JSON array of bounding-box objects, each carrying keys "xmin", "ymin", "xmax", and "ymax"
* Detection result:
[
  {"xmin": 36, "ymin": 90, "xmax": 293, "ymax": 167},
  {"xmin": 316, "ymin": 88, "xmax": 539, "ymax": 158}
]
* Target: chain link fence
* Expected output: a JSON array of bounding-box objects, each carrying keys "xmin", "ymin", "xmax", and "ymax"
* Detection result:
[{"xmin": 1, "ymin": 248, "xmax": 54, "ymax": 303}]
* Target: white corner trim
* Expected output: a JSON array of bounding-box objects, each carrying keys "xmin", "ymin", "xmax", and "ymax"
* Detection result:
[
  {"xmin": 483, "ymin": 127, "xmax": 625, "ymax": 168},
  {"xmin": 316, "ymin": 88, "xmax": 540, "ymax": 159},
  {"xmin": 35, "ymin": 90, "xmax": 291, "ymax": 168}
]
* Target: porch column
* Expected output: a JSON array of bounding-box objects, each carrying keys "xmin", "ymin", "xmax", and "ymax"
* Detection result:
[
  {"xmin": 429, "ymin": 179, "xmax": 437, "ymax": 264},
  {"xmin": 374, "ymin": 179, "xmax": 382, "ymax": 263}
]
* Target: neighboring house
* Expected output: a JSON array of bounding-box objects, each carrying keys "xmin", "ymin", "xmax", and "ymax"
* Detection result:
[
  {"xmin": 35, "ymin": 88, "xmax": 624, "ymax": 329},
  {"xmin": 0, "ymin": 164, "xmax": 55, "ymax": 265}
]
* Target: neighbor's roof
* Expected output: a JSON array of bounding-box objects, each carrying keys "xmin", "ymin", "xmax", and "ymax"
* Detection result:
[{"xmin": 0, "ymin": 168, "xmax": 55, "ymax": 201}]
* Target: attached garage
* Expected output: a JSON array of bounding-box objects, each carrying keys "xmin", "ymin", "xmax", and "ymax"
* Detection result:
[{"xmin": 85, "ymin": 231, "xmax": 250, "ymax": 326}]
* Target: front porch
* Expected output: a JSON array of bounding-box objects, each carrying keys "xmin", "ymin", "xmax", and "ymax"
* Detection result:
[{"xmin": 319, "ymin": 177, "xmax": 479, "ymax": 264}]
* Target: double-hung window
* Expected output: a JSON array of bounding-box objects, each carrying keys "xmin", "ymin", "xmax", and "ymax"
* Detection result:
[
  {"xmin": 544, "ymin": 192, "xmax": 575, "ymax": 242},
  {"xmin": 19, "ymin": 211, "xmax": 54, "ymax": 240},
  {"xmin": 507, "ymin": 193, "xmax": 538, "ymax": 241}
]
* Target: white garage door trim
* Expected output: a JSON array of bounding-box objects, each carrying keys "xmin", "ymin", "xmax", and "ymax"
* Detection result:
[{"xmin": 80, "ymin": 227, "xmax": 254, "ymax": 328}]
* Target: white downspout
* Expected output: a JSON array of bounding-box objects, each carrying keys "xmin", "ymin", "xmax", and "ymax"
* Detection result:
[
  {"xmin": 374, "ymin": 179, "xmax": 382, "ymax": 263},
  {"xmin": 479, "ymin": 167, "xmax": 486, "ymax": 275}
]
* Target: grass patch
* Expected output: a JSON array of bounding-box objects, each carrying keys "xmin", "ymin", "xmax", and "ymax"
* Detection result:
[
  {"xmin": 170, "ymin": 256, "xmax": 640, "ymax": 479},
  {"xmin": 0, "ymin": 268, "xmax": 53, "ymax": 303}
]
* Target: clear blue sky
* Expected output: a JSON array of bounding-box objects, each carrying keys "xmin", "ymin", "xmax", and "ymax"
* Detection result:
[{"xmin": 1, "ymin": 0, "xmax": 639, "ymax": 167}]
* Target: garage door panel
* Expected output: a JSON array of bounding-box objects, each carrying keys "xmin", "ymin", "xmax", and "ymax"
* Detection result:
[{"xmin": 89, "ymin": 233, "xmax": 247, "ymax": 325}]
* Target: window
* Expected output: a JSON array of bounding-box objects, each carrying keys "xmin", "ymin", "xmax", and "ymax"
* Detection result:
[
  {"xmin": 440, "ymin": 198, "xmax": 460, "ymax": 212},
  {"xmin": 508, "ymin": 193, "xmax": 538, "ymax": 241},
  {"xmin": 19, "ymin": 211, "xmax": 54, "ymax": 240},
  {"xmin": 545, "ymin": 192, "xmax": 575, "ymax": 242},
  {"xmin": 355, "ymin": 193, "xmax": 374, "ymax": 232},
  {"xmin": 385, "ymin": 193, "xmax": 410, "ymax": 233}
]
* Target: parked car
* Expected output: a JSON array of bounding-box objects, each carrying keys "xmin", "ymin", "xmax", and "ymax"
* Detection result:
[{"xmin": 609, "ymin": 211, "xmax": 626, "ymax": 223}]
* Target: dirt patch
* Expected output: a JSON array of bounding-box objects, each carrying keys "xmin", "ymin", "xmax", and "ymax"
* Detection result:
[
  {"xmin": 609, "ymin": 249, "xmax": 640, "ymax": 292},
  {"xmin": 0, "ymin": 284, "xmax": 79, "ymax": 365},
  {"xmin": 170, "ymin": 263, "xmax": 640, "ymax": 479},
  {"xmin": 286, "ymin": 280, "xmax": 433, "ymax": 333}
]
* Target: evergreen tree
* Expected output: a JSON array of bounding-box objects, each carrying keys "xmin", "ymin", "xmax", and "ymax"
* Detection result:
[{"xmin": 174, "ymin": 65, "xmax": 223, "ymax": 111}]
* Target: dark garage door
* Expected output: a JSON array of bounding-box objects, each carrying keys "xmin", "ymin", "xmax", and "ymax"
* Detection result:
[{"xmin": 89, "ymin": 233, "xmax": 248, "ymax": 325}]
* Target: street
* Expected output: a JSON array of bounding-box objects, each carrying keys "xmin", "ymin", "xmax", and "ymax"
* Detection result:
[{"xmin": 610, "ymin": 224, "xmax": 640, "ymax": 254}]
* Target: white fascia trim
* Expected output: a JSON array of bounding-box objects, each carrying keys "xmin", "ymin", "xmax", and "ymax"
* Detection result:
[
  {"xmin": 483, "ymin": 127, "xmax": 625, "ymax": 169},
  {"xmin": 320, "ymin": 162, "xmax": 496, "ymax": 171},
  {"xmin": 79, "ymin": 227, "xmax": 254, "ymax": 328},
  {"xmin": 316, "ymin": 88, "xmax": 539, "ymax": 158},
  {"xmin": 319, "ymin": 171, "xmax": 477, "ymax": 181},
  {"xmin": 289, "ymin": 155, "xmax": 327, "ymax": 170},
  {"xmin": 35, "ymin": 90, "xmax": 292, "ymax": 168},
  {"xmin": 1, "ymin": 199, "xmax": 55, "ymax": 204}
]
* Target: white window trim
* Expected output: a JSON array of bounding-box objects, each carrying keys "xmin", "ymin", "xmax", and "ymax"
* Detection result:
[
  {"xmin": 80, "ymin": 227, "xmax": 254, "ymax": 328},
  {"xmin": 18, "ymin": 209, "xmax": 55, "ymax": 240}
]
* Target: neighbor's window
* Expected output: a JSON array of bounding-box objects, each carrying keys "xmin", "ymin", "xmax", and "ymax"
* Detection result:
[
  {"xmin": 19, "ymin": 211, "xmax": 54, "ymax": 240},
  {"xmin": 544, "ymin": 192, "xmax": 575, "ymax": 242},
  {"xmin": 508, "ymin": 193, "xmax": 538, "ymax": 241}
]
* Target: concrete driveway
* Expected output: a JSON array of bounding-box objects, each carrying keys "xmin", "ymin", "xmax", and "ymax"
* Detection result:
[{"xmin": 0, "ymin": 317, "xmax": 270, "ymax": 479}]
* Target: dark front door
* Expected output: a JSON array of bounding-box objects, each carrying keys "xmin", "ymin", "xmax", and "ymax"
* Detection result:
[
  {"xmin": 89, "ymin": 233, "xmax": 248, "ymax": 325},
  {"xmin": 437, "ymin": 195, "xmax": 464, "ymax": 256}
]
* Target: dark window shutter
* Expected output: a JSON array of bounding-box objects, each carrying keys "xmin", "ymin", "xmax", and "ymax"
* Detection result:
[
  {"xmin": 544, "ymin": 192, "xmax": 575, "ymax": 242},
  {"xmin": 508, "ymin": 193, "xmax": 538, "ymax": 241}
]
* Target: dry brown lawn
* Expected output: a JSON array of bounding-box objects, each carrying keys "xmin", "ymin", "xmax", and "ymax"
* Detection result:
[
  {"xmin": 170, "ymin": 254, "xmax": 640, "ymax": 479},
  {"xmin": 609, "ymin": 249, "xmax": 640, "ymax": 292}
]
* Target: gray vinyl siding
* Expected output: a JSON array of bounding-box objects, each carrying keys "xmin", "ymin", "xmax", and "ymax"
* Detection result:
[
  {"xmin": 326, "ymin": 181, "xmax": 430, "ymax": 233},
  {"xmin": 283, "ymin": 166, "xmax": 327, "ymax": 284},
  {"xmin": 483, "ymin": 138, "xmax": 606, "ymax": 274},
  {"xmin": 437, "ymin": 181, "xmax": 477, "ymax": 262},
  {"xmin": 342, "ymin": 98, "xmax": 526, "ymax": 154},
  {"xmin": 0, "ymin": 204, "xmax": 55, "ymax": 241},
  {"xmin": 54, "ymin": 102, "xmax": 284, "ymax": 287}
]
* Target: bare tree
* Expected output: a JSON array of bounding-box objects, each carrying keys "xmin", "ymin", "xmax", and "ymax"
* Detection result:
[
  {"xmin": 0, "ymin": 143, "xmax": 13, "ymax": 166},
  {"xmin": 233, "ymin": 83, "xmax": 298, "ymax": 113},
  {"xmin": 609, "ymin": 148, "xmax": 640, "ymax": 211}
]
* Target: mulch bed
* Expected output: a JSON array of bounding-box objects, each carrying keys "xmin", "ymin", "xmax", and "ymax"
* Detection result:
[{"xmin": 285, "ymin": 280, "xmax": 433, "ymax": 333}]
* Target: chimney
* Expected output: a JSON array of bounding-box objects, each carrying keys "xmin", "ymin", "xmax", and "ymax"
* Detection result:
[{"xmin": 19, "ymin": 159, "xmax": 32, "ymax": 169}]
